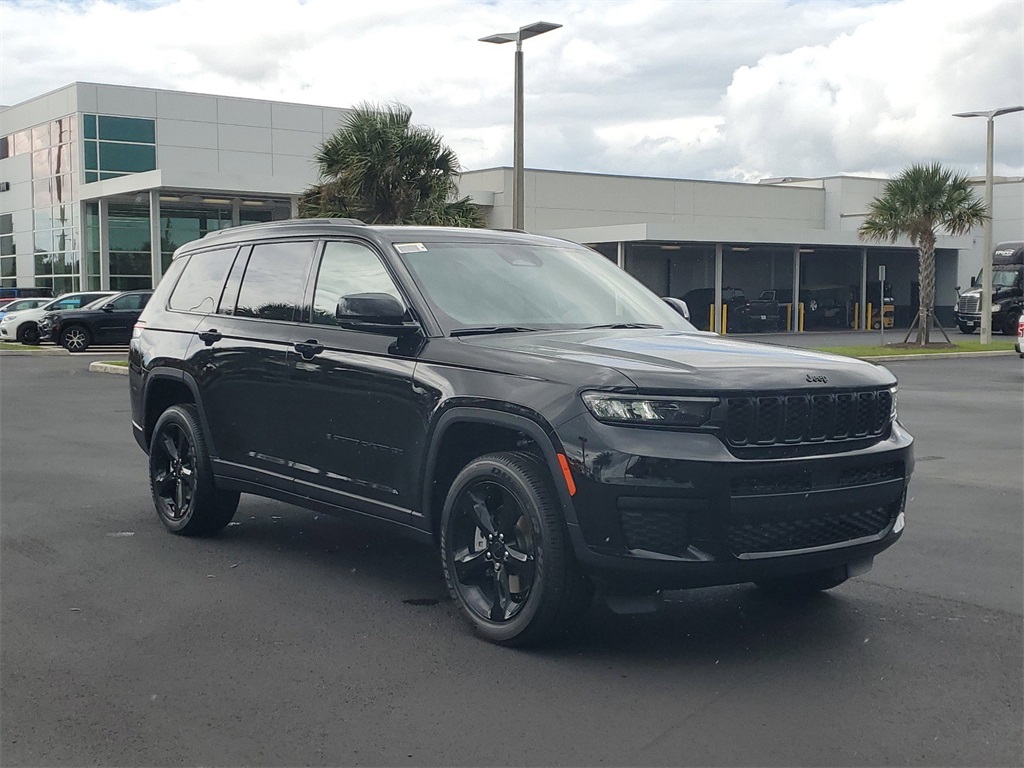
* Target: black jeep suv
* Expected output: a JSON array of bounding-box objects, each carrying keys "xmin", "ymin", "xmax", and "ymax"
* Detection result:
[
  {"xmin": 43, "ymin": 289, "xmax": 152, "ymax": 352},
  {"xmin": 129, "ymin": 220, "xmax": 913, "ymax": 645}
]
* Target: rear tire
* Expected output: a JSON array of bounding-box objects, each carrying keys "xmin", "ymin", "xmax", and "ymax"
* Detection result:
[
  {"xmin": 440, "ymin": 452, "xmax": 592, "ymax": 646},
  {"xmin": 755, "ymin": 567, "xmax": 849, "ymax": 594},
  {"xmin": 1002, "ymin": 310, "xmax": 1021, "ymax": 336},
  {"xmin": 149, "ymin": 404, "xmax": 239, "ymax": 536},
  {"xmin": 61, "ymin": 325, "xmax": 91, "ymax": 352},
  {"xmin": 958, "ymin": 323, "xmax": 977, "ymax": 334}
]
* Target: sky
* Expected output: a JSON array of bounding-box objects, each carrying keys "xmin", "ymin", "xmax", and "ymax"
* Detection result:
[{"xmin": 2, "ymin": 0, "xmax": 1023, "ymax": 183}]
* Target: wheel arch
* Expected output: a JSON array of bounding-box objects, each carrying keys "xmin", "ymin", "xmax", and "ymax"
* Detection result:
[
  {"xmin": 421, "ymin": 407, "xmax": 578, "ymax": 540},
  {"xmin": 142, "ymin": 369, "xmax": 219, "ymax": 457}
]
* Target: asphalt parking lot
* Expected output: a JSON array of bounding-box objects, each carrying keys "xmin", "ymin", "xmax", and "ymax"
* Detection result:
[{"xmin": 1, "ymin": 352, "xmax": 1021, "ymax": 766}]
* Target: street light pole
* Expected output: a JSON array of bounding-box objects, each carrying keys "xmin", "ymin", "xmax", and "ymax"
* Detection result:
[
  {"xmin": 953, "ymin": 106, "xmax": 1024, "ymax": 344},
  {"xmin": 481, "ymin": 21, "xmax": 561, "ymax": 231}
]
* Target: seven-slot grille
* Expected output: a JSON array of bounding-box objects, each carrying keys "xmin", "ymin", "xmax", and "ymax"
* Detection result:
[
  {"xmin": 725, "ymin": 388, "xmax": 892, "ymax": 447},
  {"xmin": 958, "ymin": 295, "xmax": 980, "ymax": 314}
]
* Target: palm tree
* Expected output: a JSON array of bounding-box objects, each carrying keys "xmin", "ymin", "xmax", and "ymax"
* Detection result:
[
  {"xmin": 300, "ymin": 102, "xmax": 485, "ymax": 227},
  {"xmin": 858, "ymin": 163, "xmax": 988, "ymax": 345}
]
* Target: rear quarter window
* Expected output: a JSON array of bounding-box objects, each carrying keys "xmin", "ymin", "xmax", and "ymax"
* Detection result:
[{"xmin": 168, "ymin": 247, "xmax": 238, "ymax": 314}]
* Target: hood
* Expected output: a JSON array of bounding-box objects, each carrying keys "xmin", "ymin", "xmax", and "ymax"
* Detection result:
[{"xmin": 458, "ymin": 329, "xmax": 893, "ymax": 392}]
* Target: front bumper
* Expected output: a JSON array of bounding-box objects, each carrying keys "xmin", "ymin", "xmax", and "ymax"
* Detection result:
[{"xmin": 556, "ymin": 415, "xmax": 913, "ymax": 591}]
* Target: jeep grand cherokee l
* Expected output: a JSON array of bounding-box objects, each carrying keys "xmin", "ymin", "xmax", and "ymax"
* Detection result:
[{"xmin": 129, "ymin": 220, "xmax": 913, "ymax": 646}]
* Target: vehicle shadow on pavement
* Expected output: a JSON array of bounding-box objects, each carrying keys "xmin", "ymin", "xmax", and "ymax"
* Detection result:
[{"xmin": 206, "ymin": 499, "xmax": 873, "ymax": 662}]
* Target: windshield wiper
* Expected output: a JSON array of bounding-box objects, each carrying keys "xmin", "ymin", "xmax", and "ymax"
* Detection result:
[
  {"xmin": 582, "ymin": 322, "xmax": 662, "ymax": 330},
  {"xmin": 450, "ymin": 325, "xmax": 541, "ymax": 337}
]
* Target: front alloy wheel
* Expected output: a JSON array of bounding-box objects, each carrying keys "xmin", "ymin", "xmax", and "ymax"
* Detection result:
[
  {"xmin": 152, "ymin": 420, "xmax": 198, "ymax": 522},
  {"xmin": 440, "ymin": 452, "xmax": 592, "ymax": 646}
]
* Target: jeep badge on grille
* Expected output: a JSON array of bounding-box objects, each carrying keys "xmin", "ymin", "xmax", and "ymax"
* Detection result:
[{"xmin": 806, "ymin": 374, "xmax": 828, "ymax": 383}]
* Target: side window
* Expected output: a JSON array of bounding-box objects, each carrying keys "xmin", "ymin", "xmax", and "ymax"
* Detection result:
[
  {"xmin": 169, "ymin": 247, "xmax": 237, "ymax": 314},
  {"xmin": 234, "ymin": 241, "xmax": 314, "ymax": 322},
  {"xmin": 312, "ymin": 241, "xmax": 404, "ymax": 326},
  {"xmin": 54, "ymin": 297, "xmax": 83, "ymax": 309},
  {"xmin": 110, "ymin": 293, "xmax": 144, "ymax": 310}
]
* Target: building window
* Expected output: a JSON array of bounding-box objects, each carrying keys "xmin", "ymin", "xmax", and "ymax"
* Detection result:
[{"xmin": 83, "ymin": 114, "xmax": 156, "ymax": 182}]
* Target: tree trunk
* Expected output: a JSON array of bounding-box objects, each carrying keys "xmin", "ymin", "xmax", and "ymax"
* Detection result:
[{"xmin": 917, "ymin": 233, "xmax": 936, "ymax": 346}]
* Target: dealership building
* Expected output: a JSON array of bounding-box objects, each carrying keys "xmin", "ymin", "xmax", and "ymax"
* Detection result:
[{"xmin": 2, "ymin": 82, "xmax": 1021, "ymax": 331}]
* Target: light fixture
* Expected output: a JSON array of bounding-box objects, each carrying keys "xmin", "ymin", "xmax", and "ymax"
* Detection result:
[
  {"xmin": 241, "ymin": 200, "xmax": 268, "ymax": 207},
  {"xmin": 480, "ymin": 21, "xmax": 562, "ymax": 230},
  {"xmin": 660, "ymin": 244, "xmax": 682, "ymax": 250},
  {"xmin": 202, "ymin": 198, "xmax": 232, "ymax": 205},
  {"xmin": 799, "ymin": 248, "xmax": 815, "ymax": 253},
  {"xmin": 730, "ymin": 246, "xmax": 750, "ymax": 252}
]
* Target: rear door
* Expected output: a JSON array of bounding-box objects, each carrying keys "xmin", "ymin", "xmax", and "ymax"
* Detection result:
[{"xmin": 188, "ymin": 239, "xmax": 316, "ymax": 489}]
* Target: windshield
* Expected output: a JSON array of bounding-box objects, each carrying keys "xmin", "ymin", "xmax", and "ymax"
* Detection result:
[
  {"xmin": 4, "ymin": 299, "xmax": 44, "ymax": 311},
  {"xmin": 397, "ymin": 241, "xmax": 695, "ymax": 335},
  {"xmin": 984, "ymin": 267, "xmax": 1023, "ymax": 289}
]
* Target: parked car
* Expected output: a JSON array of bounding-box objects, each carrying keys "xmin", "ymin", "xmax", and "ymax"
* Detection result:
[
  {"xmin": 678, "ymin": 287, "xmax": 761, "ymax": 332},
  {"xmin": 130, "ymin": 220, "xmax": 913, "ymax": 646},
  {"xmin": 0, "ymin": 291, "xmax": 116, "ymax": 344},
  {"xmin": 0, "ymin": 297, "xmax": 51, "ymax": 320},
  {"xmin": 0, "ymin": 287, "xmax": 53, "ymax": 302},
  {"xmin": 43, "ymin": 290, "xmax": 153, "ymax": 352},
  {"xmin": 762, "ymin": 286, "xmax": 854, "ymax": 329}
]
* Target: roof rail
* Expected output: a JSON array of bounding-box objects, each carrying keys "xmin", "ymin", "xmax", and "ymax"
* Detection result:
[{"xmin": 200, "ymin": 217, "xmax": 366, "ymax": 240}]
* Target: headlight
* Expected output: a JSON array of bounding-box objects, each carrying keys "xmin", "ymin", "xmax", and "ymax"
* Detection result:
[
  {"xmin": 991, "ymin": 304, "xmax": 1001, "ymax": 312},
  {"xmin": 0, "ymin": 314, "xmax": 15, "ymax": 323},
  {"xmin": 582, "ymin": 392, "xmax": 719, "ymax": 426},
  {"xmin": 889, "ymin": 385, "xmax": 898, "ymax": 422}
]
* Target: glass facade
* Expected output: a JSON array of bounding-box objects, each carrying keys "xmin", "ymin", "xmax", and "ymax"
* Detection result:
[{"xmin": 1, "ymin": 104, "xmax": 288, "ymax": 293}]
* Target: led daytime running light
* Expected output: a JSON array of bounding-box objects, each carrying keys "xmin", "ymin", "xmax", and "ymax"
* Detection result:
[{"xmin": 582, "ymin": 392, "xmax": 719, "ymax": 426}]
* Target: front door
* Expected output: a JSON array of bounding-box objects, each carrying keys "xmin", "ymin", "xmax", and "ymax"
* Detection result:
[
  {"xmin": 287, "ymin": 239, "xmax": 425, "ymax": 524},
  {"xmin": 94, "ymin": 292, "xmax": 150, "ymax": 343}
]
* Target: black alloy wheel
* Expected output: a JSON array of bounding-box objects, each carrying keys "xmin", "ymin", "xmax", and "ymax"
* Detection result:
[
  {"xmin": 61, "ymin": 325, "xmax": 91, "ymax": 352},
  {"xmin": 149, "ymin": 404, "xmax": 239, "ymax": 535},
  {"xmin": 17, "ymin": 323, "xmax": 40, "ymax": 345},
  {"xmin": 440, "ymin": 452, "xmax": 592, "ymax": 646}
]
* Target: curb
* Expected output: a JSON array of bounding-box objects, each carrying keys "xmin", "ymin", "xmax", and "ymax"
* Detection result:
[
  {"xmin": 858, "ymin": 350, "xmax": 1018, "ymax": 362},
  {"xmin": 89, "ymin": 361, "xmax": 129, "ymax": 375}
]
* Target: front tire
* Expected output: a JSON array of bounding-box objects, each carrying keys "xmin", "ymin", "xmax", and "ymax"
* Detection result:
[
  {"xmin": 958, "ymin": 323, "xmax": 977, "ymax": 334},
  {"xmin": 149, "ymin": 404, "xmax": 239, "ymax": 536},
  {"xmin": 440, "ymin": 452, "xmax": 592, "ymax": 646},
  {"xmin": 17, "ymin": 323, "xmax": 40, "ymax": 345},
  {"xmin": 61, "ymin": 325, "xmax": 91, "ymax": 352}
]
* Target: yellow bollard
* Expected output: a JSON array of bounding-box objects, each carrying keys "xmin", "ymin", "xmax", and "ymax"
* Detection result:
[
  {"xmin": 709, "ymin": 305, "xmax": 714, "ymax": 332},
  {"xmin": 853, "ymin": 302, "xmax": 860, "ymax": 329},
  {"xmin": 784, "ymin": 303, "xmax": 792, "ymax": 332},
  {"xmin": 866, "ymin": 302, "xmax": 872, "ymax": 330},
  {"xmin": 722, "ymin": 304, "xmax": 728, "ymax": 334},
  {"xmin": 799, "ymin": 302, "xmax": 805, "ymax": 332}
]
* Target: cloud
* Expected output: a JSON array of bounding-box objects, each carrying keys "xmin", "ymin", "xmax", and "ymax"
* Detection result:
[{"xmin": 1, "ymin": 0, "xmax": 1021, "ymax": 182}]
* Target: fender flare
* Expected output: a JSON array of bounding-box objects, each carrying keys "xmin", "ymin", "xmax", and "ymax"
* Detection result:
[
  {"xmin": 142, "ymin": 367, "xmax": 220, "ymax": 457},
  {"xmin": 420, "ymin": 406, "xmax": 579, "ymax": 532}
]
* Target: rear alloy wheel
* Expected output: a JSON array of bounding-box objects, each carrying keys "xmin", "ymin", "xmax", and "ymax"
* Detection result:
[
  {"xmin": 149, "ymin": 404, "xmax": 239, "ymax": 536},
  {"xmin": 17, "ymin": 323, "xmax": 40, "ymax": 345},
  {"xmin": 440, "ymin": 452, "xmax": 592, "ymax": 646},
  {"xmin": 61, "ymin": 325, "xmax": 91, "ymax": 352}
]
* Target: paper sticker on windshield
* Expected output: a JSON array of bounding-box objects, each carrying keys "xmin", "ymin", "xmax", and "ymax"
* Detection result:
[{"xmin": 394, "ymin": 243, "xmax": 427, "ymax": 253}]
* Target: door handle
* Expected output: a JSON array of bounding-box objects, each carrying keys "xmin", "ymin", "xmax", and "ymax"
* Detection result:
[
  {"xmin": 198, "ymin": 328, "xmax": 222, "ymax": 345},
  {"xmin": 294, "ymin": 339, "xmax": 324, "ymax": 359}
]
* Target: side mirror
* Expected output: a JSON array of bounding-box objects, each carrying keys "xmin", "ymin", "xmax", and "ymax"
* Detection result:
[
  {"xmin": 661, "ymin": 297, "xmax": 690, "ymax": 321},
  {"xmin": 336, "ymin": 293, "xmax": 419, "ymax": 336},
  {"xmin": 970, "ymin": 277, "xmax": 978, "ymax": 288},
  {"xmin": 101, "ymin": 303, "xmax": 115, "ymax": 312}
]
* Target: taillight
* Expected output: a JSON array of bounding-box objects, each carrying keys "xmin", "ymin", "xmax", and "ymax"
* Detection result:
[
  {"xmin": 1017, "ymin": 318, "xmax": 1023, "ymax": 339},
  {"xmin": 132, "ymin": 321, "xmax": 146, "ymax": 339}
]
